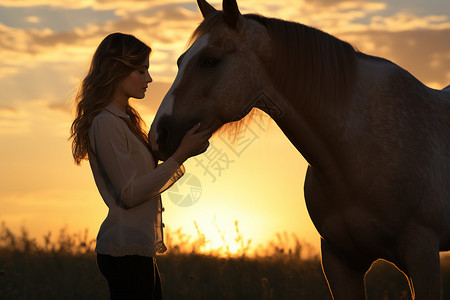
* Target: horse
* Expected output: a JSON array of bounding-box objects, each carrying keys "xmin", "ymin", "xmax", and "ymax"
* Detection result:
[{"xmin": 148, "ymin": 0, "xmax": 450, "ymax": 298}]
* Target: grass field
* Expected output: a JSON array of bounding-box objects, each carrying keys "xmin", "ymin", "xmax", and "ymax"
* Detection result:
[{"xmin": 2, "ymin": 222, "xmax": 450, "ymax": 300}]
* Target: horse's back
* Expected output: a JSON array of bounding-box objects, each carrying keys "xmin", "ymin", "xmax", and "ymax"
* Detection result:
[
  {"xmin": 423, "ymin": 84, "xmax": 450, "ymax": 250},
  {"xmin": 437, "ymin": 84, "xmax": 450, "ymax": 103},
  {"xmin": 429, "ymin": 85, "xmax": 450, "ymax": 132},
  {"xmin": 347, "ymin": 57, "xmax": 450, "ymax": 250}
]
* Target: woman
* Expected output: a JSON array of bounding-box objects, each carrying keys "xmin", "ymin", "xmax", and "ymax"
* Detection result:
[{"xmin": 70, "ymin": 32, "xmax": 211, "ymax": 299}]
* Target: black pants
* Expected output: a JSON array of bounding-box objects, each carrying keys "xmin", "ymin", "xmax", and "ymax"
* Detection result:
[{"xmin": 97, "ymin": 254, "xmax": 163, "ymax": 300}]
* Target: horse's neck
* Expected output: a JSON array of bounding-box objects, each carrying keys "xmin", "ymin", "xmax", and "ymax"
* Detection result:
[
  {"xmin": 260, "ymin": 86, "xmax": 346, "ymax": 175},
  {"xmin": 265, "ymin": 53, "xmax": 449, "ymax": 177},
  {"xmin": 261, "ymin": 54, "xmax": 396, "ymax": 174}
]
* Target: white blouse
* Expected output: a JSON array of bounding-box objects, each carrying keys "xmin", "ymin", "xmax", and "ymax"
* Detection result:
[{"xmin": 88, "ymin": 104, "xmax": 184, "ymax": 257}]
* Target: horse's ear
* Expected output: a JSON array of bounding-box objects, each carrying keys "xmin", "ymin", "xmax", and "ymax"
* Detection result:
[
  {"xmin": 223, "ymin": 0, "xmax": 241, "ymax": 29},
  {"xmin": 197, "ymin": 0, "xmax": 217, "ymax": 19}
]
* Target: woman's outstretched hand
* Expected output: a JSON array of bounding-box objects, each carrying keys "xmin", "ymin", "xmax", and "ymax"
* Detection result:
[{"xmin": 172, "ymin": 123, "xmax": 212, "ymax": 164}]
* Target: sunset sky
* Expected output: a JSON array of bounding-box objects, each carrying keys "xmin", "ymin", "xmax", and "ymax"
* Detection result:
[{"xmin": 0, "ymin": 0, "xmax": 449, "ymax": 255}]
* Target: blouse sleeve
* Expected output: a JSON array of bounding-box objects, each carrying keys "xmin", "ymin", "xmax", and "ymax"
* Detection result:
[{"xmin": 89, "ymin": 113, "xmax": 185, "ymax": 209}]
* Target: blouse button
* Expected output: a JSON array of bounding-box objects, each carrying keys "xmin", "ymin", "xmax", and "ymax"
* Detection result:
[
  {"xmin": 162, "ymin": 223, "xmax": 165, "ymax": 228},
  {"xmin": 162, "ymin": 207, "xmax": 165, "ymax": 212}
]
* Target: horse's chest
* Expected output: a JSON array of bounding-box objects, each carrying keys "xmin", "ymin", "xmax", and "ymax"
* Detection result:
[{"xmin": 304, "ymin": 167, "xmax": 399, "ymax": 256}]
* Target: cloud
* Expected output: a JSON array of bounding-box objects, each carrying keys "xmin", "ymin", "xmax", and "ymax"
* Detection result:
[
  {"xmin": 25, "ymin": 16, "xmax": 41, "ymax": 24},
  {"xmin": 369, "ymin": 12, "xmax": 450, "ymax": 31},
  {"xmin": 0, "ymin": 0, "xmax": 449, "ymax": 114},
  {"xmin": 0, "ymin": 24, "xmax": 94, "ymax": 68},
  {"xmin": 0, "ymin": 106, "xmax": 30, "ymax": 135},
  {"xmin": 0, "ymin": 3, "xmax": 200, "ymax": 73},
  {"xmin": 0, "ymin": 0, "xmax": 194, "ymax": 12},
  {"xmin": 0, "ymin": 98, "xmax": 72, "ymax": 136},
  {"xmin": 341, "ymin": 29, "xmax": 450, "ymax": 88}
]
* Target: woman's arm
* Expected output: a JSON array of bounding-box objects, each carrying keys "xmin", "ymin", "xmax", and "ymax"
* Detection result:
[
  {"xmin": 172, "ymin": 123, "xmax": 211, "ymax": 164},
  {"xmin": 90, "ymin": 114, "xmax": 187, "ymax": 209}
]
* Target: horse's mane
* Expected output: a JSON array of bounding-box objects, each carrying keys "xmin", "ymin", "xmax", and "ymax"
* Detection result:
[
  {"xmin": 245, "ymin": 14, "xmax": 357, "ymax": 110},
  {"xmin": 189, "ymin": 11, "xmax": 223, "ymax": 45},
  {"xmin": 190, "ymin": 12, "xmax": 357, "ymax": 112},
  {"xmin": 188, "ymin": 12, "xmax": 357, "ymax": 138}
]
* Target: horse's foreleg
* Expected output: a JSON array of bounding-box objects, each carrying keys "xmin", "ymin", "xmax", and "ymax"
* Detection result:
[
  {"xmin": 400, "ymin": 228, "xmax": 441, "ymax": 300},
  {"xmin": 321, "ymin": 240, "xmax": 369, "ymax": 300}
]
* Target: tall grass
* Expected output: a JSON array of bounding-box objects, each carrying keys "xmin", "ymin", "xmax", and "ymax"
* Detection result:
[
  {"xmin": 0, "ymin": 222, "xmax": 104, "ymax": 300},
  {"xmin": 2, "ymin": 221, "xmax": 450, "ymax": 299}
]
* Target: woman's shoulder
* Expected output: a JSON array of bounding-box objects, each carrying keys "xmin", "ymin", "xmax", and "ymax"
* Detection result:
[
  {"xmin": 92, "ymin": 109, "xmax": 121, "ymax": 126},
  {"xmin": 90, "ymin": 109, "xmax": 126, "ymax": 137},
  {"xmin": 95, "ymin": 108, "xmax": 116, "ymax": 120}
]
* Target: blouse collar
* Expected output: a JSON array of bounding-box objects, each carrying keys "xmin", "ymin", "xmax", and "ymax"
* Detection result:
[{"xmin": 105, "ymin": 103, "xmax": 130, "ymax": 119}]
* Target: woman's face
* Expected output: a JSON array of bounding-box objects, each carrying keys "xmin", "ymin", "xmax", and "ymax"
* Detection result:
[{"xmin": 118, "ymin": 56, "xmax": 152, "ymax": 100}]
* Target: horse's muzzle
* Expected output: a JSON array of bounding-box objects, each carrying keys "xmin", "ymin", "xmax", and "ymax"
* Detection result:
[{"xmin": 149, "ymin": 114, "xmax": 197, "ymax": 161}]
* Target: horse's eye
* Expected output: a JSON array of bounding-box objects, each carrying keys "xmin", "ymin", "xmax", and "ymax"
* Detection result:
[{"xmin": 200, "ymin": 57, "xmax": 220, "ymax": 69}]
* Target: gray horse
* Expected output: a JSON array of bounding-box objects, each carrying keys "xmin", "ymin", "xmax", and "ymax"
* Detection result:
[{"xmin": 149, "ymin": 0, "xmax": 450, "ymax": 298}]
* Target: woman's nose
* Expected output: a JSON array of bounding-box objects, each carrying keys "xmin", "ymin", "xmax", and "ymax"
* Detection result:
[{"xmin": 147, "ymin": 73, "xmax": 153, "ymax": 83}]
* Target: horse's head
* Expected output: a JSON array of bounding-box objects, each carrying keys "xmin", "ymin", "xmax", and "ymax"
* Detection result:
[{"xmin": 149, "ymin": 0, "xmax": 272, "ymax": 160}]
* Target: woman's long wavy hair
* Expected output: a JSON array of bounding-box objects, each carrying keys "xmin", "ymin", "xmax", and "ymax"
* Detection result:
[{"xmin": 70, "ymin": 33, "xmax": 151, "ymax": 165}]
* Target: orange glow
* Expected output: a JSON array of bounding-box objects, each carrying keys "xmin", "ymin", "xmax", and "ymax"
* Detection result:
[{"xmin": 1, "ymin": 0, "xmax": 449, "ymax": 259}]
